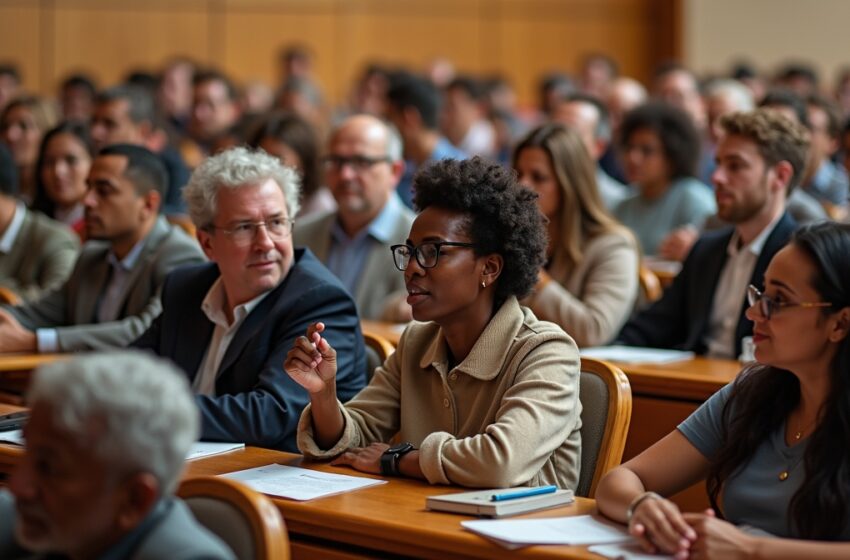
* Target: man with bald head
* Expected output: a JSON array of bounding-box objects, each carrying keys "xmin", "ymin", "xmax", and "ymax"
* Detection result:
[
  {"xmin": 294, "ymin": 114, "xmax": 414, "ymax": 321},
  {"xmin": 553, "ymin": 93, "xmax": 630, "ymax": 208}
]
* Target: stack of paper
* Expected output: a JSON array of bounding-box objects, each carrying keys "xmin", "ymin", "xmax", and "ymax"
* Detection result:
[
  {"xmin": 461, "ymin": 514, "xmax": 634, "ymax": 549},
  {"xmin": 220, "ymin": 464, "xmax": 386, "ymax": 501},
  {"xmin": 186, "ymin": 442, "xmax": 245, "ymax": 460},
  {"xmin": 580, "ymin": 346, "xmax": 694, "ymax": 364}
]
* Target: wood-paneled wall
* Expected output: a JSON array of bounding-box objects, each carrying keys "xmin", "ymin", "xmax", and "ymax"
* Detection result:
[{"xmin": 0, "ymin": 0, "xmax": 679, "ymax": 106}]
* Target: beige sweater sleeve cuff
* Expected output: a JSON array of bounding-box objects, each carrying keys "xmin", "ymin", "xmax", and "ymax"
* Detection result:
[
  {"xmin": 418, "ymin": 431, "xmax": 454, "ymax": 485},
  {"xmin": 296, "ymin": 401, "xmax": 360, "ymax": 459}
]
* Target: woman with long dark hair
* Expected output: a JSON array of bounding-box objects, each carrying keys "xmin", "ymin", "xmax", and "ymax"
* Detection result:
[{"xmin": 597, "ymin": 221, "xmax": 850, "ymax": 558}]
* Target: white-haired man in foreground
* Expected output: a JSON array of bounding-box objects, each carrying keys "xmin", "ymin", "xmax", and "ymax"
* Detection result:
[{"xmin": 0, "ymin": 351, "xmax": 234, "ymax": 559}]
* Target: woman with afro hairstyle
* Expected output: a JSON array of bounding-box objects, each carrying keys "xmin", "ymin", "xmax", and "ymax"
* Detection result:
[{"xmin": 285, "ymin": 156, "xmax": 582, "ymax": 490}]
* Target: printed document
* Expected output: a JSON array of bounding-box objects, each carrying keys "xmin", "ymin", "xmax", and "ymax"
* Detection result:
[{"xmin": 220, "ymin": 463, "xmax": 386, "ymax": 501}]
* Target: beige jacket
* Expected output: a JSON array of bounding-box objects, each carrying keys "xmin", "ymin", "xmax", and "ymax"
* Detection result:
[
  {"xmin": 298, "ymin": 297, "xmax": 582, "ymax": 489},
  {"xmin": 528, "ymin": 230, "xmax": 639, "ymax": 348}
]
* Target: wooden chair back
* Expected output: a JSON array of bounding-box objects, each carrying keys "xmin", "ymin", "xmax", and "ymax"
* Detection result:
[
  {"xmin": 0, "ymin": 286, "xmax": 21, "ymax": 306},
  {"xmin": 362, "ymin": 330, "xmax": 396, "ymax": 381},
  {"xmin": 576, "ymin": 357, "xmax": 632, "ymax": 498},
  {"xmin": 178, "ymin": 476, "xmax": 289, "ymax": 560},
  {"xmin": 638, "ymin": 263, "xmax": 663, "ymax": 304}
]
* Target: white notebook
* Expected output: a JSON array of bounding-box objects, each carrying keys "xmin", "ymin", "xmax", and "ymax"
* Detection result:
[
  {"xmin": 427, "ymin": 488, "xmax": 574, "ymax": 518},
  {"xmin": 581, "ymin": 345, "xmax": 694, "ymax": 364}
]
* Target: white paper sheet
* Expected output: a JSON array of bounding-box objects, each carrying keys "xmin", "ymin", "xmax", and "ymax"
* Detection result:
[
  {"xmin": 186, "ymin": 442, "xmax": 245, "ymax": 461},
  {"xmin": 461, "ymin": 514, "xmax": 634, "ymax": 547},
  {"xmin": 589, "ymin": 542, "xmax": 673, "ymax": 559},
  {"xmin": 0, "ymin": 429, "xmax": 23, "ymax": 445},
  {"xmin": 219, "ymin": 463, "xmax": 386, "ymax": 501},
  {"xmin": 580, "ymin": 346, "xmax": 695, "ymax": 364}
]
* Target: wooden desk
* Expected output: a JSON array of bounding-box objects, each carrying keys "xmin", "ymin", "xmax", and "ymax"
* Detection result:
[
  {"xmin": 0, "ymin": 353, "xmax": 68, "ymax": 399},
  {"xmin": 361, "ymin": 319, "xmax": 406, "ymax": 346},
  {"xmin": 185, "ymin": 447, "xmax": 604, "ymax": 560},
  {"xmin": 0, "ymin": 403, "xmax": 25, "ymax": 479},
  {"xmin": 617, "ymin": 357, "xmax": 741, "ymax": 512}
]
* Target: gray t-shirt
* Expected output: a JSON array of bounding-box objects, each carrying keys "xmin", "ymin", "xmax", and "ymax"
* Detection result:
[
  {"xmin": 614, "ymin": 176, "xmax": 716, "ymax": 255},
  {"xmin": 678, "ymin": 383, "xmax": 849, "ymax": 539}
]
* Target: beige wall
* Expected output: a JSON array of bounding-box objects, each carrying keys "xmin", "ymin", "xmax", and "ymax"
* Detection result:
[{"xmin": 684, "ymin": 0, "xmax": 850, "ymax": 87}]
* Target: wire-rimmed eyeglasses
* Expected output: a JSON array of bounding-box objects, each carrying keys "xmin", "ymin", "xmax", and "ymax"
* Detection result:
[
  {"xmin": 207, "ymin": 217, "xmax": 293, "ymax": 246},
  {"xmin": 746, "ymin": 284, "xmax": 832, "ymax": 320}
]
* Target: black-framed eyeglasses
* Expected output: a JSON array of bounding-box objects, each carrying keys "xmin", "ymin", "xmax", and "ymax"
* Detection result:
[
  {"xmin": 207, "ymin": 217, "xmax": 293, "ymax": 246},
  {"xmin": 746, "ymin": 284, "xmax": 832, "ymax": 320},
  {"xmin": 390, "ymin": 241, "xmax": 477, "ymax": 271},
  {"xmin": 323, "ymin": 154, "xmax": 392, "ymax": 172}
]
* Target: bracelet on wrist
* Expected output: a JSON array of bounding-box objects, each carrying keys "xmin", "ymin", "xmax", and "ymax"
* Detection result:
[{"xmin": 626, "ymin": 491, "xmax": 663, "ymax": 523}]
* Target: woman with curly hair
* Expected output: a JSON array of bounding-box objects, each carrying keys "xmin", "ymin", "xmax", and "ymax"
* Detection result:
[
  {"xmin": 613, "ymin": 102, "xmax": 715, "ymax": 255},
  {"xmin": 285, "ymin": 156, "xmax": 582, "ymax": 490},
  {"xmin": 597, "ymin": 221, "xmax": 850, "ymax": 558},
  {"xmin": 514, "ymin": 123, "xmax": 639, "ymax": 347}
]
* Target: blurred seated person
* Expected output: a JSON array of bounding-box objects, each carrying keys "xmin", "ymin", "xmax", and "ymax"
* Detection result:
[
  {"xmin": 58, "ymin": 73, "xmax": 98, "ymax": 122},
  {"xmin": 0, "ymin": 144, "xmax": 78, "ymax": 303},
  {"xmin": 249, "ymin": 110, "xmax": 335, "ymax": 218},
  {"xmin": 552, "ymin": 92, "xmax": 631, "ymax": 209},
  {"xmin": 0, "ymin": 145, "xmax": 204, "ymax": 353},
  {"xmin": 514, "ymin": 124, "xmax": 638, "ymax": 347},
  {"xmin": 32, "ymin": 122, "xmax": 93, "ymax": 238},
  {"xmin": 294, "ymin": 115, "xmax": 414, "ymax": 322},
  {"xmin": 386, "ymin": 72, "xmax": 466, "ymax": 208},
  {"xmin": 613, "ymin": 102, "xmax": 715, "ymax": 255},
  {"xmin": 441, "ymin": 75, "xmax": 496, "ymax": 159},
  {"xmin": 0, "ymin": 351, "xmax": 234, "ymax": 559},
  {"xmin": 286, "ymin": 157, "xmax": 582, "ymax": 489},
  {"xmin": 187, "ymin": 69, "xmax": 241, "ymax": 163},
  {"xmin": 617, "ymin": 110, "xmax": 804, "ymax": 359},
  {"xmin": 801, "ymin": 94, "xmax": 849, "ymax": 212},
  {"xmin": 0, "ymin": 96, "xmax": 58, "ymax": 204},
  {"xmin": 597, "ymin": 222, "xmax": 850, "ymax": 558},
  {"xmin": 133, "ymin": 147, "xmax": 366, "ymax": 451},
  {"xmin": 91, "ymin": 85, "xmax": 191, "ymax": 215}
]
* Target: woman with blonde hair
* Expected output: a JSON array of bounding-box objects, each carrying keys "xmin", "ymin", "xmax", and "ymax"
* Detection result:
[
  {"xmin": 0, "ymin": 96, "xmax": 58, "ymax": 204},
  {"xmin": 514, "ymin": 123, "xmax": 639, "ymax": 347}
]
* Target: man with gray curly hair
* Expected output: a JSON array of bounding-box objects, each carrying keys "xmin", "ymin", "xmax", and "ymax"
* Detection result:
[
  {"xmin": 0, "ymin": 351, "xmax": 234, "ymax": 559},
  {"xmin": 133, "ymin": 147, "xmax": 366, "ymax": 451}
]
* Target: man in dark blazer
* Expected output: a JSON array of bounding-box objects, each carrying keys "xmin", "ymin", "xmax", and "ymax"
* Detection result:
[
  {"xmin": 618, "ymin": 109, "xmax": 809, "ymax": 358},
  {"xmin": 0, "ymin": 144, "xmax": 204, "ymax": 353},
  {"xmin": 1, "ymin": 352, "xmax": 234, "ymax": 560},
  {"xmin": 133, "ymin": 147, "xmax": 367, "ymax": 451}
]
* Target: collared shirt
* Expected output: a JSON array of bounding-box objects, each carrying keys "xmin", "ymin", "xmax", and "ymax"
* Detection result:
[
  {"xmin": 193, "ymin": 277, "xmax": 271, "ymax": 396},
  {"xmin": 396, "ymin": 137, "xmax": 467, "ymax": 208},
  {"xmin": 36, "ymin": 238, "xmax": 147, "ymax": 353},
  {"xmin": 0, "ymin": 201, "xmax": 26, "ymax": 254},
  {"xmin": 804, "ymin": 159, "xmax": 850, "ymax": 206},
  {"xmin": 325, "ymin": 193, "xmax": 404, "ymax": 296},
  {"xmin": 98, "ymin": 498, "xmax": 169, "ymax": 560},
  {"xmin": 705, "ymin": 215, "xmax": 782, "ymax": 359}
]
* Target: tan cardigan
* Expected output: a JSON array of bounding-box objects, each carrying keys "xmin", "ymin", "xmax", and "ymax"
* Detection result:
[
  {"xmin": 297, "ymin": 297, "xmax": 582, "ymax": 489},
  {"xmin": 528, "ymin": 230, "xmax": 639, "ymax": 348}
]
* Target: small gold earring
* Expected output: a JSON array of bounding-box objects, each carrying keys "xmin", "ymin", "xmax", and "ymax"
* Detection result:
[{"xmin": 481, "ymin": 281, "xmax": 486, "ymax": 288}]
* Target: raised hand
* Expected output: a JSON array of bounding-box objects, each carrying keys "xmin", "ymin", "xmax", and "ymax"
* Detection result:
[{"xmin": 284, "ymin": 322, "xmax": 338, "ymax": 394}]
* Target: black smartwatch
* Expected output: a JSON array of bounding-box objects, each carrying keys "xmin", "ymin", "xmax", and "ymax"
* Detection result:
[{"xmin": 380, "ymin": 442, "xmax": 415, "ymax": 476}]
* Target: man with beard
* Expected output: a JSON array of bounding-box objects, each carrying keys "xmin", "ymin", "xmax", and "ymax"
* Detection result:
[
  {"xmin": 294, "ymin": 114, "xmax": 414, "ymax": 322},
  {"xmin": 0, "ymin": 144, "xmax": 204, "ymax": 352},
  {"xmin": 617, "ymin": 109, "xmax": 805, "ymax": 359}
]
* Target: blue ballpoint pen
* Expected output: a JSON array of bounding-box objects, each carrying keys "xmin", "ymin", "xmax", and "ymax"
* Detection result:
[{"xmin": 490, "ymin": 485, "xmax": 558, "ymax": 502}]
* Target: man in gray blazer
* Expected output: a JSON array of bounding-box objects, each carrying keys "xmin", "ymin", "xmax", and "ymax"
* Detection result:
[
  {"xmin": 0, "ymin": 144, "xmax": 79, "ymax": 303},
  {"xmin": 294, "ymin": 114, "xmax": 415, "ymax": 321},
  {"xmin": 0, "ymin": 144, "xmax": 204, "ymax": 352},
  {"xmin": 0, "ymin": 352, "xmax": 234, "ymax": 559}
]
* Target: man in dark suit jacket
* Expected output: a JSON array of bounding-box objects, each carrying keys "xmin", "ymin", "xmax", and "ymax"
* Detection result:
[
  {"xmin": 0, "ymin": 144, "xmax": 204, "ymax": 353},
  {"xmin": 618, "ymin": 109, "xmax": 809, "ymax": 358},
  {"xmin": 1, "ymin": 352, "xmax": 234, "ymax": 560},
  {"xmin": 133, "ymin": 147, "xmax": 367, "ymax": 451}
]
